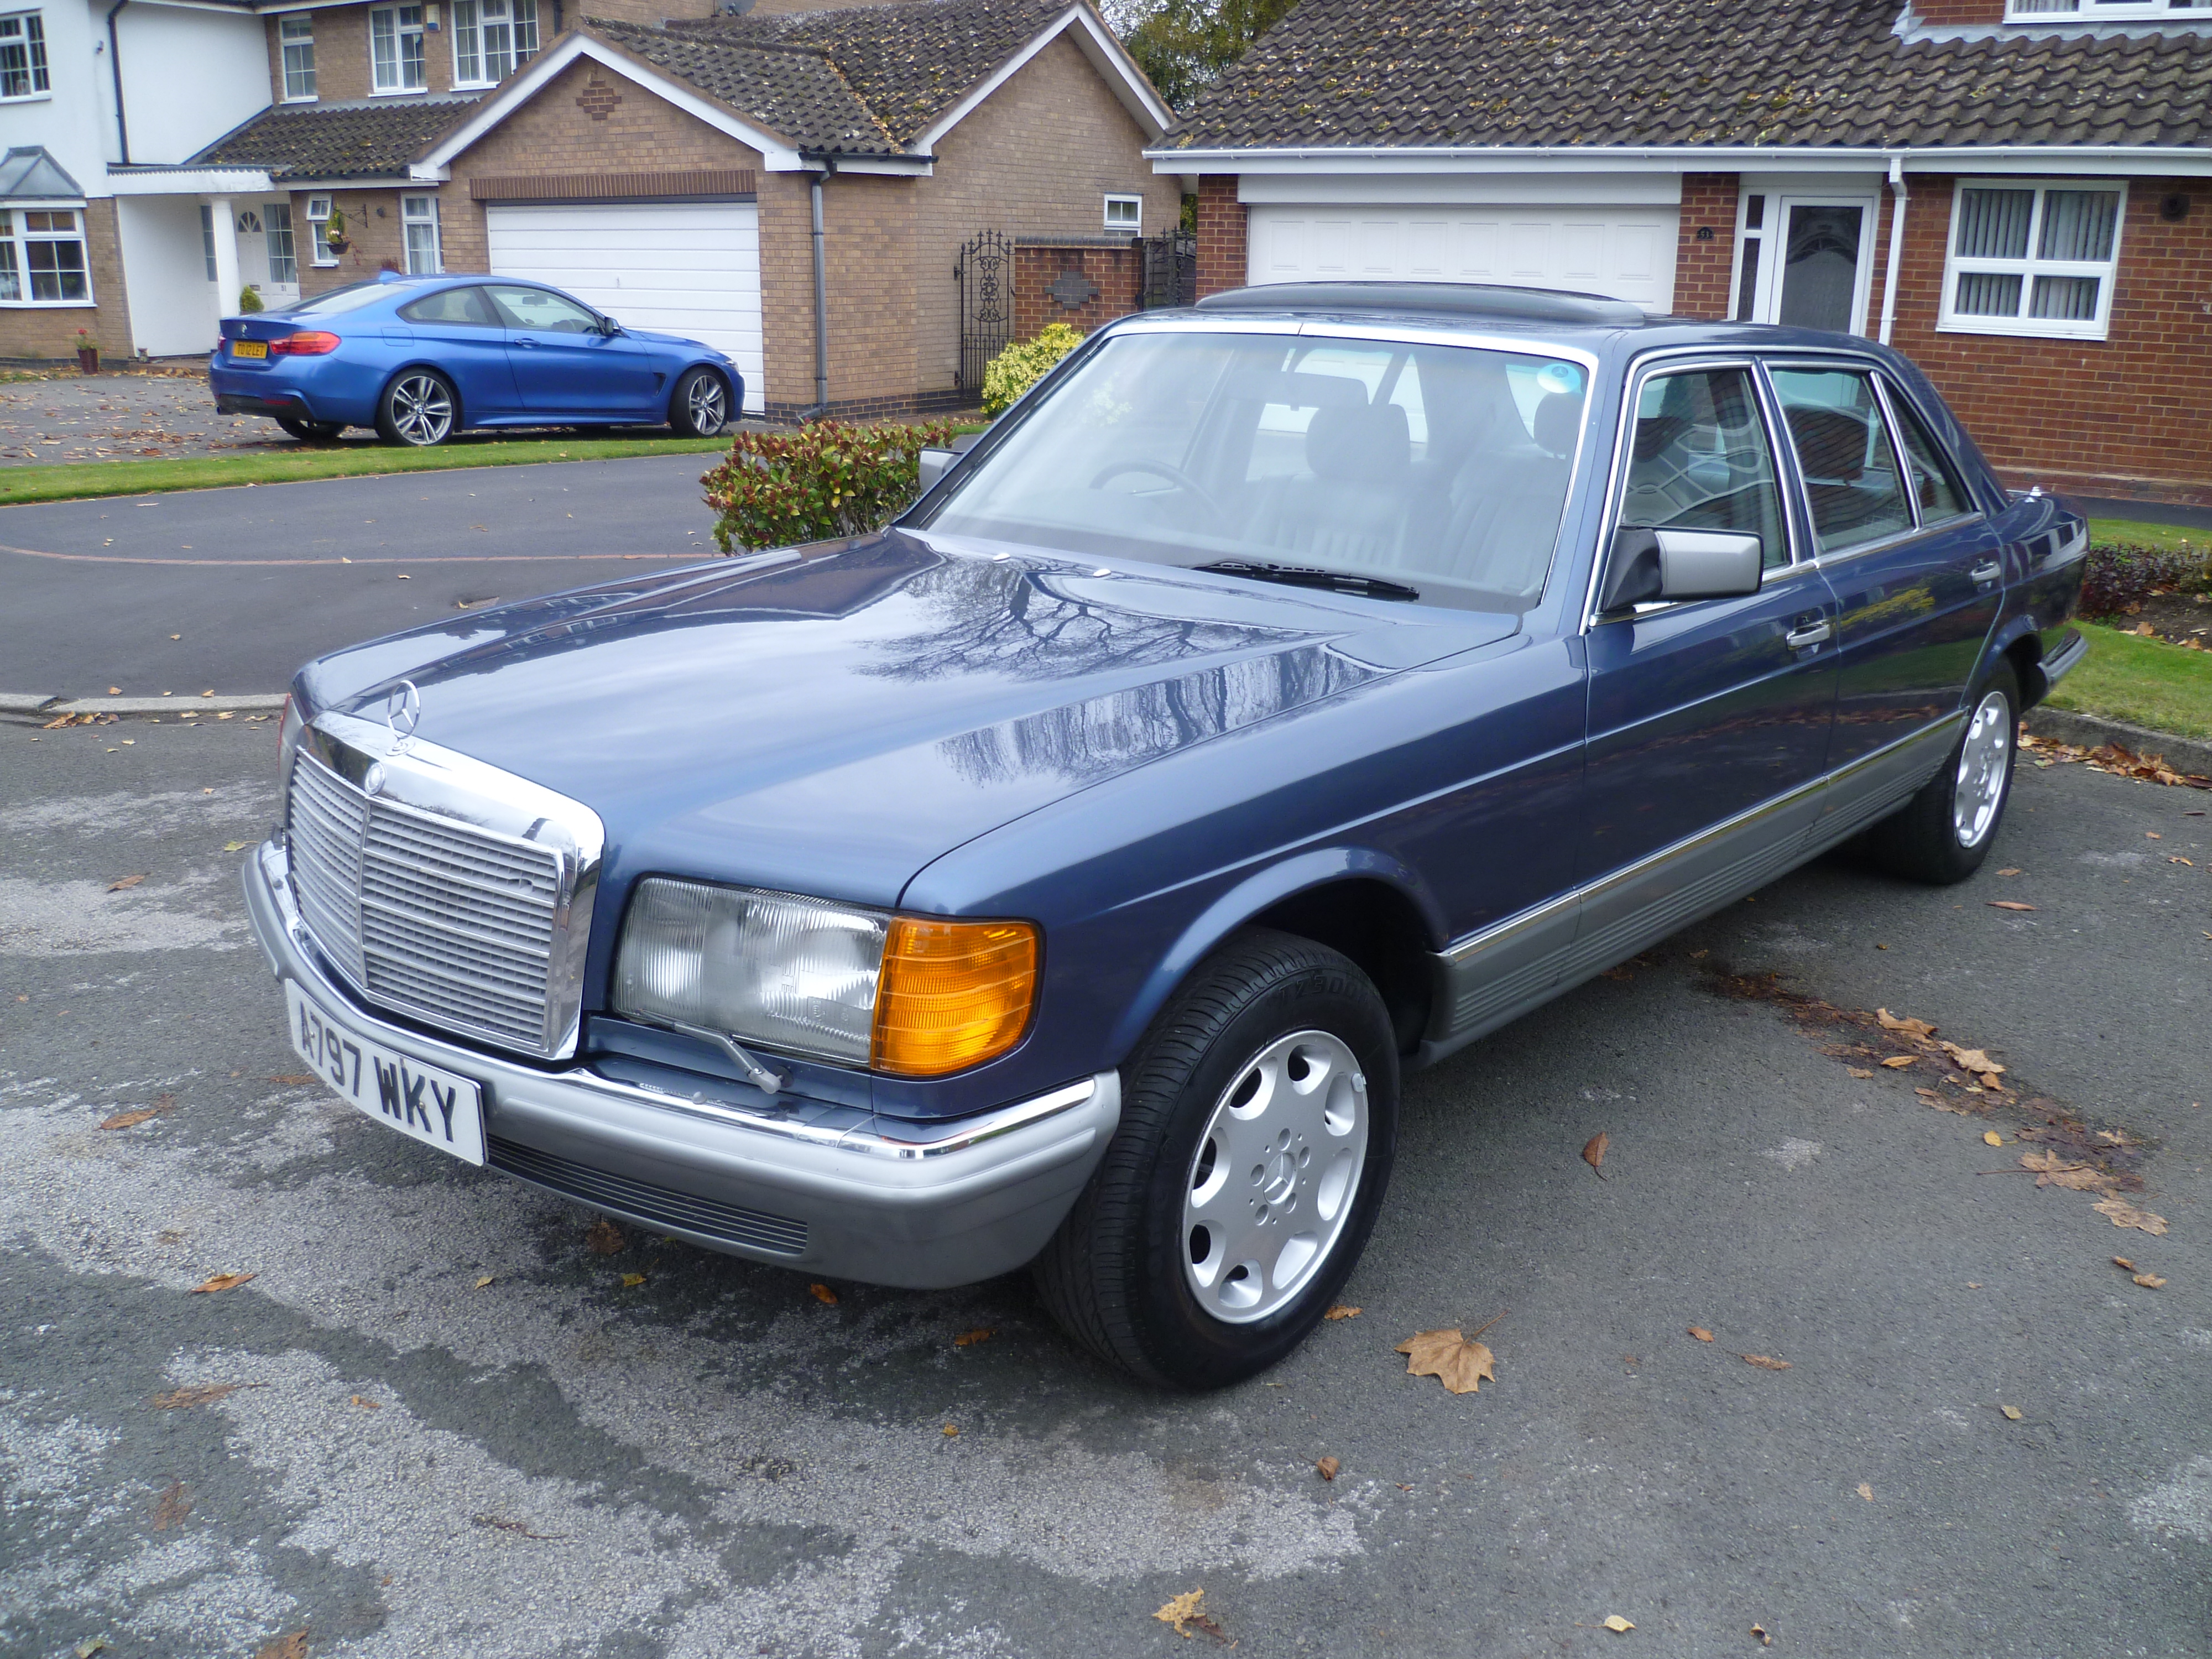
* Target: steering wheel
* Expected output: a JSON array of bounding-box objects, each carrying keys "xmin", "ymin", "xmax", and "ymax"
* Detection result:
[{"xmin": 1090, "ymin": 458, "xmax": 1223, "ymax": 526}]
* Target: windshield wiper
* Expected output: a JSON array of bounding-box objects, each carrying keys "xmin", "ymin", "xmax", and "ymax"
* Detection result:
[{"xmin": 1191, "ymin": 561, "xmax": 1420, "ymax": 602}]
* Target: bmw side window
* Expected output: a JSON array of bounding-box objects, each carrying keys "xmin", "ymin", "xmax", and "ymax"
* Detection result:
[
  {"xmin": 399, "ymin": 286, "xmax": 495, "ymax": 326},
  {"xmin": 486, "ymin": 285, "xmax": 598, "ymax": 333},
  {"xmin": 1618, "ymin": 367, "xmax": 1790, "ymax": 570},
  {"xmin": 1767, "ymin": 367, "xmax": 1914, "ymax": 556},
  {"xmin": 1879, "ymin": 382, "xmax": 1971, "ymax": 525}
]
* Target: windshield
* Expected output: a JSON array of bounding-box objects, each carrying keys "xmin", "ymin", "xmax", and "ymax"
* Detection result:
[
  {"xmin": 288, "ymin": 282, "xmax": 398, "ymax": 317},
  {"xmin": 922, "ymin": 330, "xmax": 1589, "ymax": 612}
]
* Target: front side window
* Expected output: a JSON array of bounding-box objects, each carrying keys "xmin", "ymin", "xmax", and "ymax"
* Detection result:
[
  {"xmin": 921, "ymin": 330, "xmax": 1590, "ymax": 614},
  {"xmin": 1768, "ymin": 367, "xmax": 1914, "ymax": 556},
  {"xmin": 264, "ymin": 202, "xmax": 296, "ymax": 285},
  {"xmin": 1619, "ymin": 367, "xmax": 1790, "ymax": 570},
  {"xmin": 0, "ymin": 11, "xmax": 48, "ymax": 99},
  {"xmin": 452, "ymin": 0, "xmax": 538, "ymax": 86},
  {"xmin": 1942, "ymin": 181, "xmax": 2124, "ymax": 340},
  {"xmin": 401, "ymin": 194, "xmax": 441, "ymax": 274},
  {"xmin": 370, "ymin": 4, "xmax": 427, "ymax": 92},
  {"xmin": 280, "ymin": 14, "xmax": 317, "ymax": 100},
  {"xmin": 0, "ymin": 207, "xmax": 89, "ymax": 304}
]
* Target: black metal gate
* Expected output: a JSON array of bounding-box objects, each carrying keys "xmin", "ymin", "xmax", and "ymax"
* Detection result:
[
  {"xmin": 955, "ymin": 229, "xmax": 1012, "ymax": 394},
  {"xmin": 1141, "ymin": 229, "xmax": 1197, "ymax": 310}
]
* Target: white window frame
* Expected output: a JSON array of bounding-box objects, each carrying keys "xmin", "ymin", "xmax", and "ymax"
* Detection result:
[
  {"xmin": 305, "ymin": 194, "xmax": 338, "ymax": 266},
  {"xmin": 401, "ymin": 193, "xmax": 441, "ymax": 274},
  {"xmin": 280, "ymin": 14, "xmax": 317, "ymax": 102},
  {"xmin": 369, "ymin": 4, "xmax": 427, "ymax": 94},
  {"xmin": 0, "ymin": 9, "xmax": 49, "ymax": 102},
  {"xmin": 264, "ymin": 201, "xmax": 297, "ymax": 287},
  {"xmin": 1938, "ymin": 178, "xmax": 2126, "ymax": 342},
  {"xmin": 200, "ymin": 204, "xmax": 218, "ymax": 281},
  {"xmin": 1103, "ymin": 193, "xmax": 1142, "ymax": 233},
  {"xmin": 1731, "ymin": 188, "xmax": 1879, "ymax": 337},
  {"xmin": 2005, "ymin": 1, "xmax": 2211, "ymax": 20},
  {"xmin": 451, "ymin": 0, "xmax": 538, "ymax": 89},
  {"xmin": 0, "ymin": 205, "xmax": 93, "ymax": 306}
]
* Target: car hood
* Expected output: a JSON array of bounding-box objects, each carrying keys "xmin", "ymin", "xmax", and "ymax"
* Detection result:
[
  {"xmin": 298, "ymin": 532, "xmax": 1518, "ymax": 906},
  {"xmin": 618, "ymin": 326, "xmax": 713, "ymax": 352}
]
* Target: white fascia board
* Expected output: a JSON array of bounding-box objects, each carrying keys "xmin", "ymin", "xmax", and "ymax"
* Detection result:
[
  {"xmin": 416, "ymin": 32, "xmax": 806, "ymax": 174},
  {"xmin": 1149, "ymin": 144, "xmax": 2212, "ymax": 179},
  {"xmin": 1237, "ymin": 171, "xmax": 1683, "ymax": 206},
  {"xmin": 916, "ymin": 6, "xmax": 1172, "ymax": 154},
  {"xmin": 106, "ymin": 165, "xmax": 276, "ymax": 194},
  {"xmin": 819, "ymin": 157, "xmax": 933, "ymax": 176}
]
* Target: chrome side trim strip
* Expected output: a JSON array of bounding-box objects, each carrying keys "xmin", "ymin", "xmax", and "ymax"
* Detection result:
[{"xmin": 2042, "ymin": 629, "xmax": 2089, "ymax": 688}]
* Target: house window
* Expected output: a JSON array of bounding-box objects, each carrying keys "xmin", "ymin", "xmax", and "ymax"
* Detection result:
[
  {"xmin": 306, "ymin": 195, "xmax": 338, "ymax": 265},
  {"xmin": 370, "ymin": 5, "xmax": 427, "ymax": 93},
  {"xmin": 280, "ymin": 14, "xmax": 317, "ymax": 101},
  {"xmin": 1940, "ymin": 180, "xmax": 2125, "ymax": 340},
  {"xmin": 0, "ymin": 11, "xmax": 49, "ymax": 100},
  {"xmin": 2006, "ymin": 1, "xmax": 2211, "ymax": 19},
  {"xmin": 452, "ymin": 0, "xmax": 537, "ymax": 87},
  {"xmin": 265, "ymin": 202, "xmax": 296, "ymax": 285},
  {"xmin": 401, "ymin": 194, "xmax": 441, "ymax": 274},
  {"xmin": 1732, "ymin": 193, "xmax": 1765, "ymax": 321},
  {"xmin": 200, "ymin": 205, "xmax": 218, "ymax": 280},
  {"xmin": 0, "ymin": 207, "xmax": 90, "ymax": 304},
  {"xmin": 1103, "ymin": 194, "xmax": 1142, "ymax": 233}
]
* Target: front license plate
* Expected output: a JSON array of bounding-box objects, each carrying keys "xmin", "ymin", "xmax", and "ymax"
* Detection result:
[
  {"xmin": 285, "ymin": 980, "xmax": 487, "ymax": 1165},
  {"xmin": 231, "ymin": 339, "xmax": 268, "ymax": 359}
]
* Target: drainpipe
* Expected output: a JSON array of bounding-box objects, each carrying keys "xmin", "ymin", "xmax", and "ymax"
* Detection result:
[
  {"xmin": 106, "ymin": 0, "xmax": 130, "ymax": 165},
  {"xmin": 1879, "ymin": 152, "xmax": 1909, "ymax": 346},
  {"xmin": 807, "ymin": 161, "xmax": 832, "ymax": 419}
]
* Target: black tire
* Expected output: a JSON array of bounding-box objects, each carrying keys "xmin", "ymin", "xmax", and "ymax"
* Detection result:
[
  {"xmin": 375, "ymin": 369, "xmax": 458, "ymax": 447},
  {"xmin": 1032, "ymin": 928, "xmax": 1399, "ymax": 1390},
  {"xmin": 669, "ymin": 367, "xmax": 730, "ymax": 438},
  {"xmin": 274, "ymin": 416, "xmax": 344, "ymax": 442},
  {"xmin": 1860, "ymin": 660, "xmax": 2021, "ymax": 884}
]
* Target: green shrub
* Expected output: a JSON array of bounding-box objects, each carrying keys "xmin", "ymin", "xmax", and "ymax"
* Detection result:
[
  {"xmin": 238, "ymin": 286, "xmax": 265, "ymax": 314},
  {"xmin": 701, "ymin": 419, "xmax": 968, "ymax": 553},
  {"xmin": 2081, "ymin": 540, "xmax": 2210, "ymax": 618},
  {"xmin": 981, "ymin": 322, "xmax": 1083, "ymax": 417}
]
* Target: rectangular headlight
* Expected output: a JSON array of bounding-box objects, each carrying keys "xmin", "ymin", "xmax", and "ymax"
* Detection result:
[{"xmin": 612, "ymin": 879, "xmax": 1041, "ymax": 1075}]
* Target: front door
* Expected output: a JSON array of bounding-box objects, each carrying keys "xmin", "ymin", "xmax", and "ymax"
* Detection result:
[
  {"xmin": 484, "ymin": 283, "xmax": 659, "ymax": 419},
  {"xmin": 1739, "ymin": 195, "xmax": 1877, "ymax": 335},
  {"xmin": 1579, "ymin": 362, "xmax": 1840, "ymax": 950},
  {"xmin": 389, "ymin": 283, "xmax": 521, "ymax": 420}
]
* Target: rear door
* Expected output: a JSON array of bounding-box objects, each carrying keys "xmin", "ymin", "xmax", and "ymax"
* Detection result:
[
  {"xmin": 392, "ymin": 284, "xmax": 519, "ymax": 419},
  {"xmin": 484, "ymin": 283, "xmax": 659, "ymax": 419}
]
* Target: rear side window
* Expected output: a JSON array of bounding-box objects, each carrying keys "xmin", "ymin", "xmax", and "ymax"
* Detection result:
[
  {"xmin": 486, "ymin": 284, "xmax": 599, "ymax": 333},
  {"xmin": 1768, "ymin": 367, "xmax": 1913, "ymax": 556},
  {"xmin": 399, "ymin": 285, "xmax": 495, "ymax": 326},
  {"xmin": 1882, "ymin": 385, "xmax": 1970, "ymax": 524},
  {"xmin": 1619, "ymin": 367, "xmax": 1790, "ymax": 570},
  {"xmin": 290, "ymin": 281, "xmax": 394, "ymax": 317}
]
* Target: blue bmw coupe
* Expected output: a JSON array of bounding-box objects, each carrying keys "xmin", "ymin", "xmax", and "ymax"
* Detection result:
[{"xmin": 208, "ymin": 271, "xmax": 743, "ymax": 446}]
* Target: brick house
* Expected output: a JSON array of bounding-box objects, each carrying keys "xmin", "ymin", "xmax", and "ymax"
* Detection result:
[
  {"xmin": 2, "ymin": 0, "xmax": 1180, "ymax": 420},
  {"xmin": 1147, "ymin": 0, "xmax": 2212, "ymax": 505}
]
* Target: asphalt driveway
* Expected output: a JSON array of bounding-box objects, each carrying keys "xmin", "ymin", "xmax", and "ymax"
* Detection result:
[
  {"xmin": 2, "ymin": 717, "xmax": 2205, "ymax": 1658},
  {"xmin": 0, "ymin": 453, "xmax": 723, "ymax": 697}
]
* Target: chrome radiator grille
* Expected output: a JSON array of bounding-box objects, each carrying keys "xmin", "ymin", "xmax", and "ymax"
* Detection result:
[{"xmin": 286, "ymin": 749, "xmax": 566, "ymax": 1055}]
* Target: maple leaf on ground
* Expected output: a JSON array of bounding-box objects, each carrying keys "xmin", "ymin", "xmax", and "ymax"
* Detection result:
[
  {"xmin": 2020, "ymin": 1151, "xmax": 2110, "ymax": 1192},
  {"xmin": 1740, "ymin": 1354, "xmax": 1792, "ymax": 1371},
  {"xmin": 1155, "ymin": 1589, "xmax": 1207, "ymax": 1637},
  {"xmin": 807, "ymin": 1282, "xmax": 839, "ymax": 1305},
  {"xmin": 1397, "ymin": 1324, "xmax": 1499, "ymax": 1394},
  {"xmin": 2001, "ymin": 1405, "xmax": 2023, "ymax": 1421},
  {"xmin": 1942, "ymin": 1042, "xmax": 2005, "ymax": 1075},
  {"xmin": 1858, "ymin": 1482, "xmax": 1875, "ymax": 1501},
  {"xmin": 952, "ymin": 1327, "xmax": 994, "ymax": 1347},
  {"xmin": 1983, "ymin": 1131, "xmax": 2005, "ymax": 1147},
  {"xmin": 2114, "ymin": 1256, "xmax": 2136, "ymax": 1271},
  {"xmin": 1876, "ymin": 1008, "xmax": 1937, "ymax": 1037},
  {"xmin": 2135, "ymin": 1272, "xmax": 2168, "ymax": 1288},
  {"xmin": 1603, "ymin": 1615, "xmax": 1635, "ymax": 1632},
  {"xmin": 1323, "ymin": 1304, "xmax": 1361, "ymax": 1321},
  {"xmin": 1688, "ymin": 1326, "xmax": 1714, "ymax": 1342},
  {"xmin": 584, "ymin": 1219, "xmax": 624, "ymax": 1255},
  {"xmin": 107, "ymin": 873, "xmax": 147, "ymax": 891},
  {"xmin": 101, "ymin": 1093, "xmax": 175, "ymax": 1130},
  {"xmin": 2095, "ymin": 1196, "xmax": 2169, "ymax": 1235},
  {"xmin": 1316, "ymin": 1455, "xmax": 1339, "ymax": 1481},
  {"xmin": 189, "ymin": 1272, "xmax": 254, "ymax": 1294},
  {"xmin": 1881, "ymin": 1056, "xmax": 1917, "ymax": 1069},
  {"xmin": 619, "ymin": 1272, "xmax": 646, "ymax": 1288}
]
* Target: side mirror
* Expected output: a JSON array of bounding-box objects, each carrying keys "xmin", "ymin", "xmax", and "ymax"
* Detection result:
[
  {"xmin": 598, "ymin": 317, "xmax": 622, "ymax": 337},
  {"xmin": 1599, "ymin": 526, "xmax": 1765, "ymax": 612},
  {"xmin": 917, "ymin": 448, "xmax": 957, "ymax": 491}
]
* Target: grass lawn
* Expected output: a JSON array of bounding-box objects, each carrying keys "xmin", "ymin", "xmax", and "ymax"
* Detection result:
[
  {"xmin": 2047, "ymin": 620, "xmax": 2212, "ymax": 743},
  {"xmin": 0, "ymin": 434, "xmax": 733, "ymax": 507},
  {"xmin": 2089, "ymin": 518, "xmax": 2206, "ymax": 554}
]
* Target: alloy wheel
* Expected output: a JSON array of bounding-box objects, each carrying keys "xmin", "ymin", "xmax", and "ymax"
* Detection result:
[
  {"xmin": 389, "ymin": 374, "xmax": 454, "ymax": 446},
  {"xmin": 1952, "ymin": 688, "xmax": 2012, "ymax": 848},
  {"xmin": 687, "ymin": 373, "xmax": 727, "ymax": 433}
]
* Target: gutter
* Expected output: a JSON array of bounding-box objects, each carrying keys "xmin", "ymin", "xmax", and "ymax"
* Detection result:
[
  {"xmin": 106, "ymin": 0, "xmax": 131, "ymax": 165},
  {"xmin": 1879, "ymin": 153, "xmax": 1908, "ymax": 346},
  {"xmin": 1142, "ymin": 142, "xmax": 2212, "ymax": 178}
]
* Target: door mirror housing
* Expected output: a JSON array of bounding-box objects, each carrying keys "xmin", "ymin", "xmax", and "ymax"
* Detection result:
[
  {"xmin": 917, "ymin": 447, "xmax": 957, "ymax": 491},
  {"xmin": 1600, "ymin": 527, "xmax": 1765, "ymax": 612}
]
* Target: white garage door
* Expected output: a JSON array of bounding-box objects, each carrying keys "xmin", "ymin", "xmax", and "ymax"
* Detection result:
[
  {"xmin": 486, "ymin": 202, "xmax": 765, "ymax": 414},
  {"xmin": 1247, "ymin": 204, "xmax": 1678, "ymax": 314}
]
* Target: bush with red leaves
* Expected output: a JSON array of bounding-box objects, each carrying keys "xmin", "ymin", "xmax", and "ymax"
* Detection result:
[{"xmin": 2079, "ymin": 541, "xmax": 2210, "ymax": 619}]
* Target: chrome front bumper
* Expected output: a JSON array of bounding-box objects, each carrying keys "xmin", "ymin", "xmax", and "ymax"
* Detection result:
[{"xmin": 243, "ymin": 842, "xmax": 1120, "ymax": 1288}]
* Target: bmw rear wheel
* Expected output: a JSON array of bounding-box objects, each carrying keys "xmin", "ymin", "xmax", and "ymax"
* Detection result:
[
  {"xmin": 670, "ymin": 367, "xmax": 729, "ymax": 439},
  {"xmin": 377, "ymin": 370, "xmax": 458, "ymax": 447}
]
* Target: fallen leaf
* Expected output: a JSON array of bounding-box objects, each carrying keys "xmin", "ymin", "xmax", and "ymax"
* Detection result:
[
  {"xmin": 1582, "ymin": 1130, "xmax": 1610, "ymax": 1175},
  {"xmin": 2020, "ymin": 1151, "xmax": 2109, "ymax": 1191},
  {"xmin": 265, "ymin": 1074, "xmax": 317, "ymax": 1086},
  {"xmin": 1751, "ymin": 1625, "xmax": 1773, "ymax": 1647},
  {"xmin": 1983, "ymin": 1131, "xmax": 2004, "ymax": 1147},
  {"xmin": 1740, "ymin": 1354, "xmax": 1792, "ymax": 1371},
  {"xmin": 1603, "ymin": 1615, "xmax": 1635, "ymax": 1633},
  {"xmin": 808, "ymin": 1282, "xmax": 839, "ymax": 1305},
  {"xmin": 152, "ymin": 1384, "xmax": 241, "ymax": 1409},
  {"xmin": 941, "ymin": 1423, "xmax": 959, "ymax": 1437},
  {"xmin": 2174, "ymin": 857, "xmax": 2197, "ymax": 867},
  {"xmin": 349, "ymin": 1394, "xmax": 379, "ymax": 1410},
  {"xmin": 1987, "ymin": 900, "xmax": 2037, "ymax": 912},
  {"xmin": 1688, "ymin": 1326, "xmax": 1714, "ymax": 1342},
  {"xmin": 1996, "ymin": 868, "xmax": 2021, "ymax": 877},
  {"xmin": 619, "ymin": 1272, "xmax": 646, "ymax": 1288},
  {"xmin": 189, "ymin": 1272, "xmax": 254, "ymax": 1294},
  {"xmin": 583, "ymin": 1219, "xmax": 624, "ymax": 1255},
  {"xmin": 75, "ymin": 1639, "xmax": 114, "ymax": 1658},
  {"xmin": 952, "ymin": 1327, "xmax": 995, "ymax": 1347},
  {"xmin": 1877, "ymin": 1008, "xmax": 1937, "ymax": 1037},
  {"xmin": 1397, "ymin": 1326, "xmax": 1499, "ymax": 1393},
  {"xmin": 1324, "ymin": 1304, "xmax": 1362, "ymax": 1321},
  {"xmin": 1316, "ymin": 1455, "xmax": 1339, "ymax": 1481},
  {"xmin": 1858, "ymin": 1482, "xmax": 1874, "ymax": 1500},
  {"xmin": 107, "ymin": 873, "xmax": 147, "ymax": 891},
  {"xmin": 2001, "ymin": 1405, "xmax": 2023, "ymax": 1421},
  {"xmin": 1847, "ymin": 1066, "xmax": 1874, "ymax": 1078},
  {"xmin": 2094, "ymin": 1196, "xmax": 2169, "ymax": 1235},
  {"xmin": 2134, "ymin": 1272, "xmax": 2167, "ymax": 1289},
  {"xmin": 153, "ymin": 1480, "xmax": 192, "ymax": 1530},
  {"xmin": 1980, "ymin": 1072, "xmax": 2005, "ymax": 1090},
  {"xmin": 107, "ymin": 686, "xmax": 120, "ymax": 695},
  {"xmin": 254, "ymin": 1633, "xmax": 309, "ymax": 1659},
  {"xmin": 2146, "ymin": 831, "xmax": 2162, "ymax": 839},
  {"xmin": 1940, "ymin": 1042, "xmax": 2005, "ymax": 1076},
  {"xmin": 2114, "ymin": 1256, "xmax": 2136, "ymax": 1271},
  {"xmin": 1155, "ymin": 1588, "xmax": 1207, "ymax": 1637},
  {"xmin": 101, "ymin": 1094, "xmax": 175, "ymax": 1130},
  {"xmin": 222, "ymin": 839, "xmax": 250, "ymax": 853},
  {"xmin": 473, "ymin": 1275, "xmax": 494, "ymax": 1289},
  {"xmin": 1881, "ymin": 1056, "xmax": 1917, "ymax": 1069}
]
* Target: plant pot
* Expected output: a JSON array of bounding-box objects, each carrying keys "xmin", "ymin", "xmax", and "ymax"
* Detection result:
[
  {"xmin": 76, "ymin": 347, "xmax": 98, "ymax": 375},
  {"xmin": 325, "ymin": 236, "xmax": 350, "ymax": 255}
]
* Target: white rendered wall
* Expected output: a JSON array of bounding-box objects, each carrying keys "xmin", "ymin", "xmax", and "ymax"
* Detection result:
[
  {"xmin": 116, "ymin": 193, "xmax": 217, "ymax": 354},
  {"xmin": 8, "ymin": 1, "xmax": 111, "ymax": 191},
  {"xmin": 113, "ymin": 3, "xmax": 269, "ymax": 165}
]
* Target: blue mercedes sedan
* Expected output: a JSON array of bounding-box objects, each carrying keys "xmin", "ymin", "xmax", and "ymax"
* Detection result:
[
  {"xmin": 208, "ymin": 272, "xmax": 742, "ymax": 446},
  {"xmin": 242, "ymin": 283, "xmax": 2088, "ymax": 1388}
]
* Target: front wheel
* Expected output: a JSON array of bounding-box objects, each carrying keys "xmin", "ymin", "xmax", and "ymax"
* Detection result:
[
  {"xmin": 669, "ymin": 367, "xmax": 729, "ymax": 438},
  {"xmin": 1032, "ymin": 928, "xmax": 1399, "ymax": 1389},
  {"xmin": 1861, "ymin": 661, "xmax": 2020, "ymax": 884},
  {"xmin": 376, "ymin": 369, "xmax": 457, "ymax": 447}
]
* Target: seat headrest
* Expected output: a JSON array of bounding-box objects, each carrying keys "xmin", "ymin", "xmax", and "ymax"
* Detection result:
[
  {"xmin": 1307, "ymin": 399, "xmax": 1410, "ymax": 482},
  {"xmin": 1532, "ymin": 392, "xmax": 1584, "ymax": 460},
  {"xmin": 1787, "ymin": 405, "xmax": 1870, "ymax": 483}
]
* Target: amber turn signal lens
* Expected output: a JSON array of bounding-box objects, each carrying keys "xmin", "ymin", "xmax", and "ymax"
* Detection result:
[{"xmin": 870, "ymin": 917, "xmax": 1039, "ymax": 1077}]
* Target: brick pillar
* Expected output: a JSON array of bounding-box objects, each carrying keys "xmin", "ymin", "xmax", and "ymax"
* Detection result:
[
  {"xmin": 1673, "ymin": 174, "xmax": 1740, "ymax": 321},
  {"xmin": 1194, "ymin": 175, "xmax": 1246, "ymax": 299}
]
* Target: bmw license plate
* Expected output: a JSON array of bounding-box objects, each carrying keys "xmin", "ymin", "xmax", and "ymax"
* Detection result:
[
  {"xmin": 285, "ymin": 979, "xmax": 487, "ymax": 1165},
  {"xmin": 232, "ymin": 339, "xmax": 267, "ymax": 359}
]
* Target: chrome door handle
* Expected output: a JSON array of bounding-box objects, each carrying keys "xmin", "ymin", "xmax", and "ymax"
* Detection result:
[
  {"xmin": 515, "ymin": 336, "xmax": 538, "ymax": 348},
  {"xmin": 1970, "ymin": 559, "xmax": 2002, "ymax": 584},
  {"xmin": 1785, "ymin": 619, "xmax": 1832, "ymax": 650}
]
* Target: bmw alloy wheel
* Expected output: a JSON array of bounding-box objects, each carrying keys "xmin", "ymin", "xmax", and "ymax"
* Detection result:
[
  {"xmin": 1952, "ymin": 688, "xmax": 2013, "ymax": 848},
  {"xmin": 388, "ymin": 373, "xmax": 454, "ymax": 446},
  {"xmin": 687, "ymin": 372, "xmax": 727, "ymax": 434}
]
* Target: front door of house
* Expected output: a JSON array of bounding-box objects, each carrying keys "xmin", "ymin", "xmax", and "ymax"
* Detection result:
[
  {"xmin": 234, "ymin": 204, "xmax": 301, "ymax": 311},
  {"xmin": 1736, "ymin": 193, "xmax": 1876, "ymax": 336}
]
